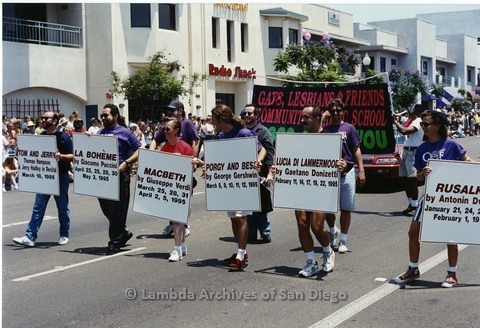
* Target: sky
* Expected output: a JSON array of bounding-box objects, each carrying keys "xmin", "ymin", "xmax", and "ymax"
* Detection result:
[{"xmin": 321, "ymin": 3, "xmax": 480, "ymax": 24}]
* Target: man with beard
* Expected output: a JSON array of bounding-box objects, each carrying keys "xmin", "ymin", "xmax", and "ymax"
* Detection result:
[
  {"xmin": 323, "ymin": 99, "xmax": 366, "ymax": 254},
  {"xmin": 97, "ymin": 104, "xmax": 141, "ymax": 255},
  {"xmin": 13, "ymin": 111, "xmax": 74, "ymax": 247},
  {"xmin": 241, "ymin": 104, "xmax": 274, "ymax": 243}
]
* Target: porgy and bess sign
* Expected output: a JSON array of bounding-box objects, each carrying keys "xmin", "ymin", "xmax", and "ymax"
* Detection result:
[{"xmin": 252, "ymin": 84, "xmax": 395, "ymax": 154}]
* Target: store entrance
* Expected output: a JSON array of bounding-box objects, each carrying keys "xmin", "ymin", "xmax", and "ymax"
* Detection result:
[{"xmin": 215, "ymin": 93, "xmax": 235, "ymax": 112}]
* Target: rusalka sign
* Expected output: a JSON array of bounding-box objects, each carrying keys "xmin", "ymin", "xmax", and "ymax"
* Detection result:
[{"xmin": 252, "ymin": 84, "xmax": 395, "ymax": 154}]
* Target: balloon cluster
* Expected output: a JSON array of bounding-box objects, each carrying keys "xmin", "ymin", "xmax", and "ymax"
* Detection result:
[
  {"xmin": 320, "ymin": 31, "xmax": 332, "ymax": 46},
  {"xmin": 301, "ymin": 29, "xmax": 311, "ymax": 45},
  {"xmin": 301, "ymin": 29, "xmax": 332, "ymax": 46}
]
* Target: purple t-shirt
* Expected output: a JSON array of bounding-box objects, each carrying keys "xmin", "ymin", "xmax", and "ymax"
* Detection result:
[
  {"xmin": 414, "ymin": 137, "xmax": 466, "ymax": 170},
  {"xmin": 153, "ymin": 119, "xmax": 199, "ymax": 146},
  {"xmin": 324, "ymin": 122, "xmax": 360, "ymax": 165},
  {"xmin": 219, "ymin": 126, "xmax": 262, "ymax": 152},
  {"xmin": 98, "ymin": 125, "xmax": 142, "ymax": 163}
]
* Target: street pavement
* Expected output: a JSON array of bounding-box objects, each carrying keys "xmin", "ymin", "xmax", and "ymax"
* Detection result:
[{"xmin": 2, "ymin": 136, "xmax": 479, "ymax": 328}]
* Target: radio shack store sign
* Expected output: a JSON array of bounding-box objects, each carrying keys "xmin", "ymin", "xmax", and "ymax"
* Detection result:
[{"xmin": 209, "ymin": 64, "xmax": 256, "ymax": 80}]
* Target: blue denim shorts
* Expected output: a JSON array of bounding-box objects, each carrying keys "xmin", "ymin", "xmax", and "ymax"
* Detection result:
[{"xmin": 339, "ymin": 168, "xmax": 356, "ymax": 211}]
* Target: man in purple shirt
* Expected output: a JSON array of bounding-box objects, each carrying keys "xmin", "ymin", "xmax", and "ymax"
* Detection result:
[
  {"xmin": 149, "ymin": 100, "xmax": 200, "ymax": 237},
  {"xmin": 98, "ymin": 104, "xmax": 141, "ymax": 255},
  {"xmin": 323, "ymin": 99, "xmax": 366, "ymax": 254}
]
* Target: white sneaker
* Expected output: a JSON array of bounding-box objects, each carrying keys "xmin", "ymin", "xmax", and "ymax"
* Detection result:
[
  {"xmin": 168, "ymin": 250, "xmax": 182, "ymax": 262},
  {"xmin": 185, "ymin": 227, "xmax": 190, "ymax": 237},
  {"xmin": 58, "ymin": 237, "xmax": 69, "ymax": 245},
  {"xmin": 338, "ymin": 240, "xmax": 348, "ymax": 253},
  {"xmin": 322, "ymin": 251, "xmax": 335, "ymax": 272},
  {"xmin": 329, "ymin": 226, "xmax": 339, "ymax": 248},
  {"xmin": 13, "ymin": 185, "xmax": 19, "ymax": 190},
  {"xmin": 2, "ymin": 187, "xmax": 6, "ymax": 192},
  {"xmin": 299, "ymin": 259, "xmax": 320, "ymax": 277},
  {"xmin": 13, "ymin": 236, "xmax": 35, "ymax": 247}
]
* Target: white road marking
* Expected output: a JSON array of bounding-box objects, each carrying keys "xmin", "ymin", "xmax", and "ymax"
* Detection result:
[
  {"xmin": 3, "ymin": 216, "xmax": 57, "ymax": 228},
  {"xmin": 12, "ymin": 247, "xmax": 146, "ymax": 282},
  {"xmin": 309, "ymin": 244, "xmax": 468, "ymax": 328}
]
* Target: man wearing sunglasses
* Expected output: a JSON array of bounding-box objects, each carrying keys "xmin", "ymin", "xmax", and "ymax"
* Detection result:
[
  {"xmin": 323, "ymin": 99, "xmax": 366, "ymax": 254},
  {"xmin": 149, "ymin": 100, "xmax": 199, "ymax": 237},
  {"xmin": 241, "ymin": 104, "xmax": 275, "ymax": 244},
  {"xmin": 394, "ymin": 104, "xmax": 425, "ymax": 216},
  {"xmin": 97, "ymin": 104, "xmax": 141, "ymax": 255},
  {"xmin": 13, "ymin": 112, "xmax": 74, "ymax": 247}
]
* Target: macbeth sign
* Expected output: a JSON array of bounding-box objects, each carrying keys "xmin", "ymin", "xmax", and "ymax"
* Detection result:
[{"xmin": 252, "ymin": 84, "xmax": 395, "ymax": 154}]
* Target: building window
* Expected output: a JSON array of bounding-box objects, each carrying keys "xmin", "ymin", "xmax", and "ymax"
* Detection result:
[
  {"xmin": 131, "ymin": 4, "xmax": 151, "ymax": 28},
  {"xmin": 241, "ymin": 23, "xmax": 248, "ymax": 52},
  {"xmin": 227, "ymin": 20, "xmax": 234, "ymax": 62},
  {"xmin": 467, "ymin": 67, "xmax": 473, "ymax": 83},
  {"xmin": 380, "ymin": 57, "xmax": 386, "ymax": 72},
  {"xmin": 422, "ymin": 60, "xmax": 428, "ymax": 76},
  {"xmin": 289, "ymin": 28, "xmax": 298, "ymax": 46},
  {"xmin": 158, "ymin": 4, "xmax": 176, "ymax": 30},
  {"xmin": 269, "ymin": 27, "xmax": 282, "ymax": 48},
  {"xmin": 212, "ymin": 17, "xmax": 219, "ymax": 48},
  {"xmin": 391, "ymin": 59, "xmax": 397, "ymax": 70}
]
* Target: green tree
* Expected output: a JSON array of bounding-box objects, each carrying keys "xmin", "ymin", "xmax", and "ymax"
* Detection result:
[
  {"xmin": 431, "ymin": 83, "xmax": 446, "ymax": 98},
  {"xmin": 112, "ymin": 51, "xmax": 206, "ymax": 119},
  {"xmin": 388, "ymin": 68, "xmax": 428, "ymax": 113},
  {"xmin": 273, "ymin": 42, "xmax": 359, "ymax": 87}
]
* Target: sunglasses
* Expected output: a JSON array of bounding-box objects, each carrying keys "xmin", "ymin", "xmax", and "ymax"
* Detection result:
[
  {"xmin": 100, "ymin": 113, "xmax": 109, "ymax": 118},
  {"xmin": 244, "ymin": 112, "xmax": 254, "ymax": 117},
  {"xmin": 41, "ymin": 116, "xmax": 53, "ymax": 120},
  {"xmin": 330, "ymin": 109, "xmax": 342, "ymax": 114},
  {"xmin": 162, "ymin": 127, "xmax": 173, "ymax": 132},
  {"xmin": 420, "ymin": 122, "xmax": 434, "ymax": 127}
]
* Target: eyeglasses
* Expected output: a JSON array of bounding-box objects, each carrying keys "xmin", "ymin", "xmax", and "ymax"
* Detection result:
[
  {"xmin": 162, "ymin": 127, "xmax": 172, "ymax": 132},
  {"xmin": 100, "ymin": 113, "xmax": 109, "ymax": 118},
  {"xmin": 244, "ymin": 112, "xmax": 254, "ymax": 117},
  {"xmin": 420, "ymin": 122, "xmax": 433, "ymax": 127}
]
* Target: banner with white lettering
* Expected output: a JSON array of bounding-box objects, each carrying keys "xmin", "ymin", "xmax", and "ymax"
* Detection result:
[
  {"xmin": 420, "ymin": 160, "xmax": 480, "ymax": 245},
  {"xmin": 132, "ymin": 149, "xmax": 193, "ymax": 223},
  {"xmin": 72, "ymin": 134, "xmax": 119, "ymax": 201},
  {"xmin": 204, "ymin": 137, "xmax": 261, "ymax": 211},
  {"xmin": 273, "ymin": 133, "xmax": 342, "ymax": 212},
  {"xmin": 17, "ymin": 135, "xmax": 60, "ymax": 195}
]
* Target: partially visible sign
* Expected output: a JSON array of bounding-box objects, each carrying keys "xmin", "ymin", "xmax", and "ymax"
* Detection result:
[
  {"xmin": 73, "ymin": 134, "xmax": 120, "ymax": 201},
  {"xmin": 420, "ymin": 160, "xmax": 480, "ymax": 245},
  {"xmin": 273, "ymin": 133, "xmax": 341, "ymax": 212},
  {"xmin": 204, "ymin": 137, "xmax": 260, "ymax": 211},
  {"xmin": 17, "ymin": 135, "xmax": 59, "ymax": 195},
  {"xmin": 133, "ymin": 149, "xmax": 193, "ymax": 224}
]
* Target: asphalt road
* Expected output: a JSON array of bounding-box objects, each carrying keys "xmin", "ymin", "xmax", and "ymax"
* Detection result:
[{"xmin": 2, "ymin": 136, "xmax": 479, "ymax": 328}]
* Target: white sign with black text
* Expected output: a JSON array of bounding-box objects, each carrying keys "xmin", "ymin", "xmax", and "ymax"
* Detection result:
[
  {"xmin": 17, "ymin": 135, "xmax": 60, "ymax": 195},
  {"xmin": 273, "ymin": 133, "xmax": 342, "ymax": 213},
  {"xmin": 204, "ymin": 137, "xmax": 261, "ymax": 211},
  {"xmin": 420, "ymin": 160, "xmax": 480, "ymax": 245},
  {"xmin": 133, "ymin": 149, "xmax": 194, "ymax": 224},
  {"xmin": 72, "ymin": 134, "xmax": 120, "ymax": 201}
]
